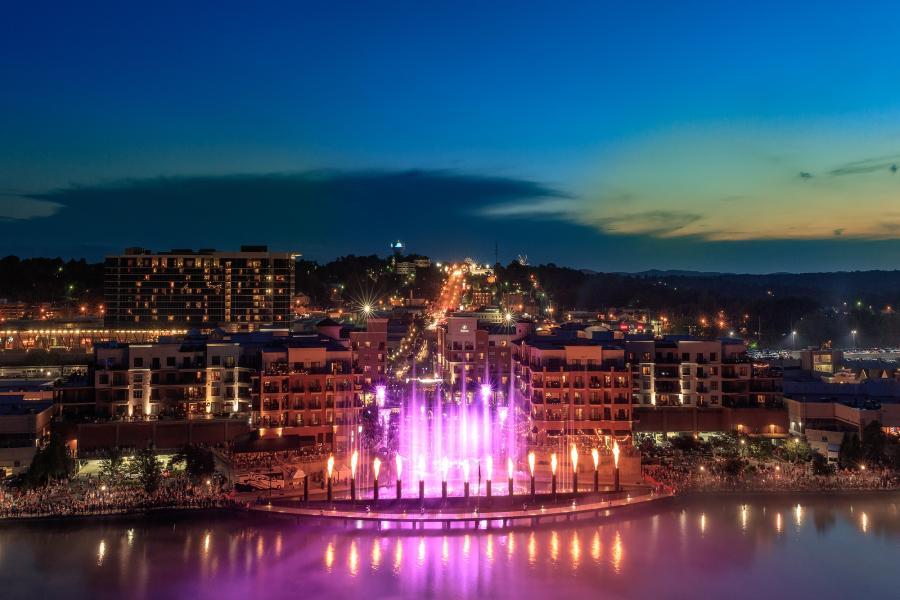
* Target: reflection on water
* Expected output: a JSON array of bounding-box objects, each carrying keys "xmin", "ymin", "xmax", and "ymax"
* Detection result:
[{"xmin": 1, "ymin": 493, "xmax": 899, "ymax": 600}]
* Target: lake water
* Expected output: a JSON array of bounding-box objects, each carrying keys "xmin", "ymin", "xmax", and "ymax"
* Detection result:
[{"xmin": 1, "ymin": 492, "xmax": 897, "ymax": 599}]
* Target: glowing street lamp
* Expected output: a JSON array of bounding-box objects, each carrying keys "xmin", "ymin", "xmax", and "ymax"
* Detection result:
[
  {"xmin": 373, "ymin": 457, "xmax": 382, "ymax": 502},
  {"xmin": 612, "ymin": 441, "xmax": 621, "ymax": 492},
  {"xmin": 441, "ymin": 456, "xmax": 449, "ymax": 500},
  {"xmin": 507, "ymin": 457, "xmax": 515, "ymax": 496},
  {"xmin": 591, "ymin": 448, "xmax": 600, "ymax": 492},
  {"xmin": 570, "ymin": 445, "xmax": 580, "ymax": 493},
  {"xmin": 551, "ymin": 453, "xmax": 558, "ymax": 498},
  {"xmin": 350, "ymin": 450, "xmax": 359, "ymax": 501},
  {"xmin": 463, "ymin": 459, "xmax": 471, "ymax": 499},
  {"xmin": 485, "ymin": 456, "xmax": 493, "ymax": 499},
  {"xmin": 326, "ymin": 454, "xmax": 335, "ymax": 502},
  {"xmin": 395, "ymin": 454, "xmax": 403, "ymax": 500},
  {"xmin": 418, "ymin": 455, "xmax": 426, "ymax": 501},
  {"xmin": 528, "ymin": 451, "xmax": 536, "ymax": 499}
]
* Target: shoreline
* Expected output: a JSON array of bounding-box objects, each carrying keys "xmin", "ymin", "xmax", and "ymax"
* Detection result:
[
  {"xmin": 4, "ymin": 486, "xmax": 897, "ymax": 525},
  {"xmin": 681, "ymin": 487, "xmax": 900, "ymax": 498}
]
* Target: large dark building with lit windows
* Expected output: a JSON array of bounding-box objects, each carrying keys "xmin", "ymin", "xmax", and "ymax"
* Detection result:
[{"xmin": 103, "ymin": 246, "xmax": 296, "ymax": 330}]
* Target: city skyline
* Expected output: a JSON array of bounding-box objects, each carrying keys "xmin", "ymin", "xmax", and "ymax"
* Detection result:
[{"xmin": 4, "ymin": 2, "xmax": 900, "ymax": 271}]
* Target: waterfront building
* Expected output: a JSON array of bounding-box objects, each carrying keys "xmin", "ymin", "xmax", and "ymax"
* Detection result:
[
  {"xmin": 0, "ymin": 395, "xmax": 52, "ymax": 476},
  {"xmin": 783, "ymin": 378, "xmax": 900, "ymax": 437},
  {"xmin": 511, "ymin": 336, "xmax": 633, "ymax": 446},
  {"xmin": 624, "ymin": 337, "xmax": 783, "ymax": 408},
  {"xmin": 258, "ymin": 332, "xmax": 364, "ymax": 451},
  {"xmin": 103, "ymin": 246, "xmax": 296, "ymax": 330},
  {"xmin": 349, "ymin": 317, "xmax": 388, "ymax": 385},
  {"xmin": 436, "ymin": 315, "xmax": 532, "ymax": 394},
  {"xmin": 92, "ymin": 335, "xmax": 256, "ymax": 419}
]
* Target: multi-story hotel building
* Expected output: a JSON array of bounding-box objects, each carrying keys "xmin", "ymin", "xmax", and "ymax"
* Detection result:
[
  {"xmin": 258, "ymin": 333, "xmax": 364, "ymax": 450},
  {"xmin": 624, "ymin": 337, "xmax": 782, "ymax": 408},
  {"xmin": 512, "ymin": 336, "xmax": 633, "ymax": 445},
  {"xmin": 104, "ymin": 246, "xmax": 296, "ymax": 330},
  {"xmin": 349, "ymin": 317, "xmax": 388, "ymax": 385},
  {"xmin": 435, "ymin": 315, "xmax": 533, "ymax": 396},
  {"xmin": 93, "ymin": 335, "xmax": 256, "ymax": 419}
]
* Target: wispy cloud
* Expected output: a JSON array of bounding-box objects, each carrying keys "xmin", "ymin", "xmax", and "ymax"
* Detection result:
[
  {"xmin": 827, "ymin": 153, "xmax": 900, "ymax": 176},
  {"xmin": 476, "ymin": 116, "xmax": 900, "ymax": 242},
  {"xmin": 0, "ymin": 195, "xmax": 63, "ymax": 220}
]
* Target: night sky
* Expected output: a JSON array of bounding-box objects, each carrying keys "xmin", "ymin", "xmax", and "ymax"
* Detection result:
[{"xmin": 3, "ymin": 1, "xmax": 900, "ymax": 272}]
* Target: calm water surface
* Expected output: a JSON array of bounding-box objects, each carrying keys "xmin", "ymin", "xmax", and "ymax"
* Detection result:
[{"xmin": 1, "ymin": 493, "xmax": 898, "ymax": 599}]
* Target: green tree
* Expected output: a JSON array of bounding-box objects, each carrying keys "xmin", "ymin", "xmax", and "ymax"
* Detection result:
[
  {"xmin": 130, "ymin": 448, "xmax": 163, "ymax": 493},
  {"xmin": 811, "ymin": 452, "xmax": 834, "ymax": 476},
  {"xmin": 359, "ymin": 406, "xmax": 384, "ymax": 452},
  {"xmin": 860, "ymin": 421, "xmax": 888, "ymax": 466},
  {"xmin": 98, "ymin": 447, "xmax": 126, "ymax": 485},
  {"xmin": 839, "ymin": 433, "xmax": 863, "ymax": 469},
  {"xmin": 172, "ymin": 445, "xmax": 216, "ymax": 482},
  {"xmin": 24, "ymin": 433, "xmax": 74, "ymax": 487}
]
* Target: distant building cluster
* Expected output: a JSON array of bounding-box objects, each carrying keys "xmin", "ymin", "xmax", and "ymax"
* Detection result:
[{"xmin": 103, "ymin": 246, "xmax": 296, "ymax": 330}]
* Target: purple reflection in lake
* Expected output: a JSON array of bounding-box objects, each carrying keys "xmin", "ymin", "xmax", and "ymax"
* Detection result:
[{"xmin": 0, "ymin": 493, "xmax": 898, "ymax": 599}]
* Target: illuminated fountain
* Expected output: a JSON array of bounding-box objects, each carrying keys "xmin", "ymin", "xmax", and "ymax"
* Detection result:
[{"xmin": 394, "ymin": 374, "xmax": 519, "ymax": 498}]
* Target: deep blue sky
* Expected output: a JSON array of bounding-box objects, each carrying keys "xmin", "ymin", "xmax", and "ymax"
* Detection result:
[{"xmin": 3, "ymin": 1, "xmax": 900, "ymax": 272}]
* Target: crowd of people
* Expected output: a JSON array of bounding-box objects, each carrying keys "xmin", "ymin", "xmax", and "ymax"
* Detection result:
[
  {"xmin": 644, "ymin": 455, "xmax": 899, "ymax": 493},
  {"xmin": 227, "ymin": 447, "xmax": 328, "ymax": 472},
  {"xmin": 0, "ymin": 475, "xmax": 231, "ymax": 519}
]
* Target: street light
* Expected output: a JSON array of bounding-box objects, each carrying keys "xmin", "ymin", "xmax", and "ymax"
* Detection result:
[
  {"xmin": 485, "ymin": 456, "xmax": 493, "ymax": 499},
  {"xmin": 612, "ymin": 441, "xmax": 621, "ymax": 492},
  {"xmin": 592, "ymin": 448, "xmax": 600, "ymax": 492},
  {"xmin": 851, "ymin": 329, "xmax": 858, "ymax": 348},
  {"xmin": 507, "ymin": 457, "xmax": 515, "ymax": 496},
  {"xmin": 570, "ymin": 445, "xmax": 579, "ymax": 494},
  {"xmin": 441, "ymin": 456, "xmax": 449, "ymax": 500},
  {"xmin": 372, "ymin": 457, "xmax": 382, "ymax": 502},
  {"xmin": 350, "ymin": 450, "xmax": 358, "ymax": 501},
  {"xmin": 395, "ymin": 454, "xmax": 403, "ymax": 500},
  {"xmin": 528, "ymin": 451, "xmax": 536, "ymax": 499},
  {"xmin": 326, "ymin": 455, "xmax": 335, "ymax": 502},
  {"xmin": 550, "ymin": 453, "xmax": 558, "ymax": 498}
]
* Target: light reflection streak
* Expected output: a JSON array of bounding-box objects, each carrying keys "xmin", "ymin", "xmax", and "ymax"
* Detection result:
[
  {"xmin": 775, "ymin": 512, "xmax": 783, "ymax": 534},
  {"xmin": 372, "ymin": 539, "xmax": 381, "ymax": 570},
  {"xmin": 325, "ymin": 541, "xmax": 335, "ymax": 571},
  {"xmin": 442, "ymin": 536, "xmax": 449, "ymax": 564},
  {"xmin": 794, "ymin": 504, "xmax": 803, "ymax": 528},
  {"xmin": 861, "ymin": 511, "xmax": 869, "ymax": 533},
  {"xmin": 612, "ymin": 531, "xmax": 623, "ymax": 574},
  {"xmin": 528, "ymin": 531, "xmax": 536, "ymax": 565},
  {"xmin": 349, "ymin": 540, "xmax": 359, "ymax": 577},
  {"xmin": 393, "ymin": 539, "xmax": 403, "ymax": 574},
  {"xmin": 569, "ymin": 533, "xmax": 581, "ymax": 568},
  {"xmin": 550, "ymin": 530, "xmax": 559, "ymax": 562},
  {"xmin": 97, "ymin": 540, "xmax": 106, "ymax": 566},
  {"xmin": 741, "ymin": 505, "xmax": 749, "ymax": 532},
  {"xmin": 591, "ymin": 530, "xmax": 601, "ymax": 562}
]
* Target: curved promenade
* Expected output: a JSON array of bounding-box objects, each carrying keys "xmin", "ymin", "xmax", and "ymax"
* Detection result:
[{"xmin": 248, "ymin": 488, "xmax": 674, "ymax": 528}]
